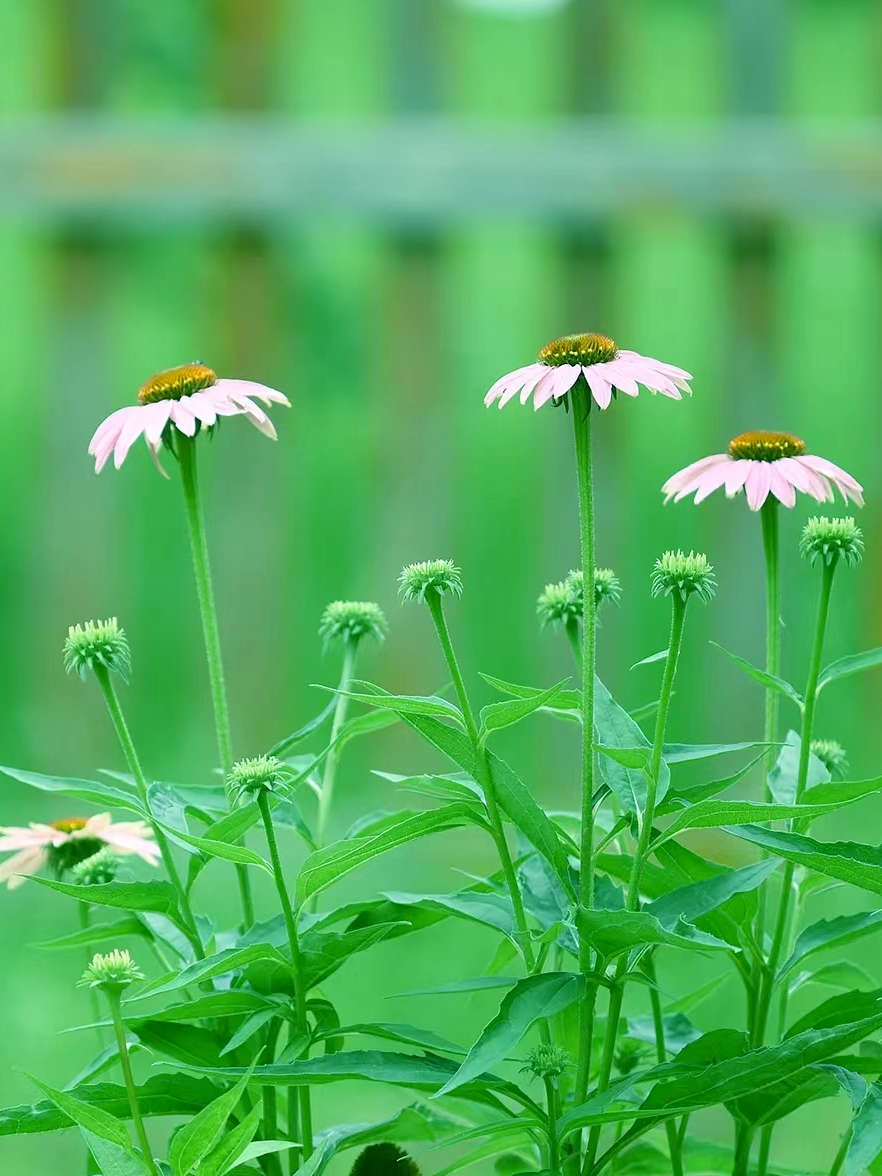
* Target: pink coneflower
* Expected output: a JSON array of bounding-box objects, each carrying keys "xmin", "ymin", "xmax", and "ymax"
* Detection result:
[
  {"xmin": 0, "ymin": 813, "xmax": 160, "ymax": 889},
  {"xmin": 88, "ymin": 363, "xmax": 290, "ymax": 474},
  {"xmin": 662, "ymin": 431, "xmax": 863, "ymax": 512},
  {"xmin": 484, "ymin": 333, "xmax": 692, "ymax": 411}
]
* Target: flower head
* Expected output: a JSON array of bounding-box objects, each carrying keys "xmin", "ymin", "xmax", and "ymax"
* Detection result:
[
  {"xmin": 398, "ymin": 560, "xmax": 463, "ymax": 603},
  {"xmin": 800, "ymin": 517, "xmax": 864, "ymax": 567},
  {"xmin": 662, "ymin": 431, "xmax": 863, "ymax": 512},
  {"xmin": 228, "ymin": 756, "xmax": 286, "ymax": 803},
  {"xmin": 0, "ymin": 813, "xmax": 160, "ymax": 890},
  {"xmin": 810, "ymin": 739, "xmax": 849, "ymax": 779},
  {"xmin": 79, "ymin": 949, "xmax": 144, "ymax": 991},
  {"xmin": 651, "ymin": 551, "xmax": 716, "ymax": 603},
  {"xmin": 520, "ymin": 1043, "xmax": 571, "ymax": 1080},
  {"xmin": 88, "ymin": 363, "xmax": 290, "ymax": 476},
  {"xmin": 319, "ymin": 601, "xmax": 388, "ymax": 649},
  {"xmin": 64, "ymin": 618, "xmax": 132, "ymax": 682},
  {"xmin": 349, "ymin": 1144, "xmax": 421, "ymax": 1176},
  {"xmin": 485, "ymin": 333, "xmax": 692, "ymax": 412},
  {"xmin": 70, "ymin": 846, "xmax": 120, "ymax": 886},
  {"xmin": 537, "ymin": 568, "xmax": 621, "ymax": 628}
]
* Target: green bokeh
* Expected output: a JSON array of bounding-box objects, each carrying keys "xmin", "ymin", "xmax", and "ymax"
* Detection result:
[{"xmin": 2, "ymin": 1, "xmax": 881, "ymax": 1171}]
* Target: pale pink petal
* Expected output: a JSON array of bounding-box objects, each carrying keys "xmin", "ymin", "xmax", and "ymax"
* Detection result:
[
  {"xmin": 187, "ymin": 391, "xmax": 219, "ymax": 429},
  {"xmin": 0, "ymin": 847, "xmax": 47, "ymax": 888},
  {"xmin": 535, "ymin": 365, "xmax": 580, "ymax": 409},
  {"xmin": 89, "ymin": 408, "xmax": 129, "ymax": 456},
  {"xmin": 506, "ymin": 367, "xmax": 546, "ymax": 408},
  {"xmin": 618, "ymin": 350, "xmax": 692, "ymax": 381},
  {"xmin": 777, "ymin": 457, "xmax": 831, "ymax": 503},
  {"xmin": 0, "ymin": 826, "xmax": 55, "ymax": 852},
  {"xmin": 484, "ymin": 365, "xmax": 541, "ymax": 406},
  {"xmin": 745, "ymin": 463, "xmax": 773, "ymax": 511},
  {"xmin": 112, "ymin": 408, "xmax": 149, "ymax": 469},
  {"xmin": 99, "ymin": 827, "xmax": 161, "ymax": 864},
  {"xmin": 169, "ymin": 399, "xmax": 197, "ymax": 437},
  {"xmin": 578, "ymin": 367, "xmax": 609, "ymax": 410},
  {"xmin": 692, "ymin": 462, "xmax": 735, "ymax": 504},
  {"xmin": 82, "ymin": 814, "xmax": 113, "ymax": 837},
  {"xmin": 769, "ymin": 465, "xmax": 797, "ymax": 508},
  {"xmin": 799, "ymin": 455, "xmax": 864, "ymax": 507},
  {"xmin": 662, "ymin": 455, "xmax": 728, "ymax": 500},
  {"xmin": 213, "ymin": 378, "xmax": 290, "ymax": 407},
  {"xmin": 528, "ymin": 368, "xmax": 558, "ymax": 410},
  {"xmin": 595, "ymin": 361, "xmax": 639, "ymax": 398},
  {"xmin": 724, "ymin": 461, "xmax": 751, "ymax": 497},
  {"xmin": 142, "ymin": 401, "xmax": 172, "ymax": 447},
  {"xmin": 146, "ymin": 441, "xmax": 170, "ymax": 479},
  {"xmin": 228, "ymin": 394, "xmax": 278, "ymax": 439}
]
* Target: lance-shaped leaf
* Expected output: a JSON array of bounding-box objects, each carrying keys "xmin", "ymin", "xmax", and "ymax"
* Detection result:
[
  {"xmin": 595, "ymin": 677, "xmax": 650, "ymax": 816},
  {"xmin": 168, "ymin": 1061, "xmax": 256, "ymax": 1176},
  {"xmin": 779, "ymin": 910, "xmax": 882, "ymax": 981},
  {"xmin": 295, "ymin": 804, "xmax": 476, "ymax": 909},
  {"xmin": 819, "ymin": 647, "xmax": 882, "ymax": 695},
  {"xmin": 81, "ymin": 1130, "xmax": 152, "ymax": 1176},
  {"xmin": 785, "ymin": 991, "xmax": 882, "ymax": 1040},
  {"xmin": 711, "ymin": 644, "xmax": 803, "ymax": 708},
  {"xmin": 653, "ymin": 792, "xmax": 863, "ymax": 849},
  {"xmin": 315, "ymin": 682, "xmax": 465, "ymax": 725},
  {"xmin": 128, "ymin": 944, "xmax": 288, "ymax": 1003},
  {"xmin": 269, "ymin": 697, "xmax": 336, "ymax": 757},
  {"xmin": 480, "ymin": 674, "xmax": 581, "ymax": 712},
  {"xmin": 846, "ymin": 1081, "xmax": 882, "ymax": 1176},
  {"xmin": 380, "ymin": 891, "xmax": 517, "ymax": 943},
  {"xmin": 655, "ymin": 754, "xmax": 766, "ymax": 818},
  {"xmin": 434, "ymin": 973, "xmax": 583, "ymax": 1098},
  {"xmin": 155, "ymin": 821, "xmax": 271, "ymax": 873},
  {"xmin": 645, "ymin": 860, "xmax": 779, "ymax": 930},
  {"xmin": 0, "ymin": 765, "xmax": 146, "ymax": 815},
  {"xmin": 662, "ymin": 742, "xmax": 772, "ymax": 764},
  {"xmin": 37, "ymin": 916, "xmax": 152, "ymax": 951},
  {"xmin": 299, "ymin": 922, "xmax": 406, "ymax": 990},
  {"xmin": 479, "ymin": 678, "xmax": 570, "ymax": 738},
  {"xmin": 31, "ymin": 878, "xmax": 185, "ymax": 927},
  {"xmin": 726, "ymin": 826, "xmax": 882, "ymax": 898},
  {"xmin": 576, "ymin": 909, "xmax": 730, "ymax": 959},
  {"xmin": 27, "ymin": 1076, "xmax": 135, "ymax": 1151},
  {"xmin": 727, "ymin": 1067, "xmax": 841, "ymax": 1127}
]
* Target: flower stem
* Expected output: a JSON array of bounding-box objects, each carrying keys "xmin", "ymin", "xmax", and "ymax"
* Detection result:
[
  {"xmin": 646, "ymin": 956, "xmax": 684, "ymax": 1176},
  {"xmin": 257, "ymin": 788, "xmax": 313, "ymax": 1166},
  {"xmin": 79, "ymin": 903, "xmax": 104, "ymax": 1048},
  {"xmin": 572, "ymin": 392, "xmax": 598, "ymax": 1116},
  {"xmin": 752, "ymin": 555, "xmax": 838, "ymax": 1049},
  {"xmin": 106, "ymin": 988, "xmax": 158, "ymax": 1176},
  {"xmin": 425, "ymin": 592, "xmax": 537, "ymax": 972},
  {"xmin": 544, "ymin": 1076, "xmax": 561, "ymax": 1172},
  {"xmin": 177, "ymin": 434, "xmax": 254, "ymax": 928},
  {"xmin": 92, "ymin": 664, "xmax": 204, "ymax": 960},
  {"xmin": 315, "ymin": 640, "xmax": 359, "ymax": 853}
]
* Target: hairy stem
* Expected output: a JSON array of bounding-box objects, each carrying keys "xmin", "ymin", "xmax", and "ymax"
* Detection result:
[
  {"xmin": 315, "ymin": 640, "xmax": 358, "ymax": 852},
  {"xmin": 93, "ymin": 665, "xmax": 204, "ymax": 960},
  {"xmin": 177, "ymin": 434, "xmax": 253, "ymax": 927},
  {"xmin": 257, "ymin": 789, "xmax": 313, "ymax": 1165},
  {"xmin": 106, "ymin": 988, "xmax": 158, "ymax": 1176},
  {"xmin": 755, "ymin": 499, "xmax": 781, "ymax": 954},
  {"xmin": 646, "ymin": 956, "xmax": 684, "ymax": 1176},
  {"xmin": 544, "ymin": 1076, "xmax": 561, "ymax": 1172}
]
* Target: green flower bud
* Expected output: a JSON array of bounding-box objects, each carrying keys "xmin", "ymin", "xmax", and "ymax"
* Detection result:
[
  {"xmin": 799, "ymin": 516, "xmax": 864, "ymax": 567},
  {"xmin": 63, "ymin": 618, "xmax": 132, "ymax": 681},
  {"xmin": 70, "ymin": 846, "xmax": 120, "ymax": 886},
  {"xmin": 228, "ymin": 755, "xmax": 287, "ymax": 803},
  {"xmin": 537, "ymin": 568, "xmax": 621, "ymax": 629},
  {"xmin": 79, "ymin": 949, "xmax": 144, "ymax": 992},
  {"xmin": 398, "ymin": 559, "xmax": 463, "ymax": 603},
  {"xmin": 349, "ymin": 1144, "xmax": 421, "ymax": 1176},
  {"xmin": 811, "ymin": 739, "xmax": 849, "ymax": 779},
  {"xmin": 651, "ymin": 550, "xmax": 716, "ymax": 603},
  {"xmin": 520, "ymin": 1043, "xmax": 571, "ymax": 1080},
  {"xmin": 614, "ymin": 1037, "xmax": 646, "ymax": 1076},
  {"xmin": 318, "ymin": 601, "xmax": 388, "ymax": 648}
]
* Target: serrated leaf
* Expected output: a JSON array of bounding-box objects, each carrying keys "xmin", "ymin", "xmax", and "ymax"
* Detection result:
[
  {"xmin": 726, "ymin": 826, "xmax": 882, "ymax": 898},
  {"xmin": 847, "ymin": 1081, "xmax": 882, "ymax": 1176},
  {"xmin": 168, "ymin": 1060, "xmax": 256, "ymax": 1176},
  {"xmin": 31, "ymin": 878, "xmax": 183, "ymax": 925},
  {"xmin": 0, "ymin": 765, "xmax": 145, "ymax": 815},
  {"xmin": 36, "ymin": 916, "xmax": 151, "ymax": 951},
  {"xmin": 785, "ymin": 990, "xmax": 882, "ymax": 1040},
  {"xmin": 479, "ymin": 678, "xmax": 569, "ymax": 737},
  {"xmin": 80, "ymin": 1129, "xmax": 151, "ymax": 1176},
  {"xmin": 435, "ymin": 973, "xmax": 583, "ymax": 1097},
  {"xmin": 779, "ymin": 910, "xmax": 882, "ymax": 980},
  {"xmin": 576, "ymin": 908, "xmax": 730, "ymax": 959},
  {"xmin": 645, "ymin": 859, "xmax": 779, "ymax": 929},
  {"xmin": 27, "ymin": 1076, "xmax": 134, "ymax": 1150},
  {"xmin": 316, "ymin": 683, "xmax": 465, "ymax": 724},
  {"xmin": 128, "ymin": 944, "xmax": 287, "ymax": 1003},
  {"xmin": 156, "ymin": 821, "xmax": 271, "ymax": 873},
  {"xmin": 819, "ymin": 647, "xmax": 882, "ymax": 695},
  {"xmin": 299, "ymin": 922, "xmax": 406, "ymax": 990}
]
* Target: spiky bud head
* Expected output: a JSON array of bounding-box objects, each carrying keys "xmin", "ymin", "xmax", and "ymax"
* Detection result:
[
  {"xmin": 348, "ymin": 1144, "xmax": 421, "ymax": 1176},
  {"xmin": 228, "ymin": 756, "xmax": 286, "ymax": 803},
  {"xmin": 398, "ymin": 559, "xmax": 463, "ymax": 603},
  {"xmin": 70, "ymin": 846, "xmax": 120, "ymax": 886},
  {"xmin": 615, "ymin": 1037, "xmax": 646, "ymax": 1076},
  {"xmin": 79, "ymin": 949, "xmax": 144, "ymax": 992},
  {"xmin": 651, "ymin": 551, "xmax": 716, "ymax": 603},
  {"xmin": 64, "ymin": 618, "xmax": 132, "ymax": 681},
  {"xmin": 799, "ymin": 517, "xmax": 864, "ymax": 567},
  {"xmin": 319, "ymin": 601, "xmax": 388, "ymax": 648},
  {"xmin": 537, "ymin": 568, "xmax": 621, "ymax": 629},
  {"xmin": 810, "ymin": 739, "xmax": 849, "ymax": 780},
  {"xmin": 520, "ymin": 1043, "xmax": 571, "ymax": 1081}
]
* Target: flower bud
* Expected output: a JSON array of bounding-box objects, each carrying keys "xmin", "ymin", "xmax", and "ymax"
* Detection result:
[
  {"xmin": 79, "ymin": 949, "xmax": 144, "ymax": 991},
  {"xmin": 64, "ymin": 618, "xmax": 132, "ymax": 681},
  {"xmin": 70, "ymin": 846, "xmax": 120, "ymax": 886},
  {"xmin": 537, "ymin": 568, "xmax": 622, "ymax": 629},
  {"xmin": 810, "ymin": 739, "xmax": 849, "ymax": 779},
  {"xmin": 520, "ymin": 1043, "xmax": 571, "ymax": 1080},
  {"xmin": 651, "ymin": 550, "xmax": 716, "ymax": 603},
  {"xmin": 799, "ymin": 516, "xmax": 864, "ymax": 567},
  {"xmin": 398, "ymin": 559, "xmax": 463, "ymax": 603},
  {"xmin": 228, "ymin": 755, "xmax": 286, "ymax": 803},
  {"xmin": 615, "ymin": 1037, "xmax": 646, "ymax": 1076},
  {"xmin": 318, "ymin": 601, "xmax": 388, "ymax": 648}
]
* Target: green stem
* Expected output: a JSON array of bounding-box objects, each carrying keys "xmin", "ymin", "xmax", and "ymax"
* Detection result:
[
  {"xmin": 315, "ymin": 640, "xmax": 358, "ymax": 852},
  {"xmin": 544, "ymin": 1076, "xmax": 561, "ymax": 1173},
  {"xmin": 752, "ymin": 556, "xmax": 837, "ymax": 1050},
  {"xmin": 755, "ymin": 500, "xmax": 781, "ymax": 956},
  {"xmin": 565, "ymin": 617, "xmax": 582, "ymax": 670},
  {"xmin": 106, "ymin": 988, "xmax": 158, "ymax": 1176},
  {"xmin": 733, "ymin": 1122, "xmax": 755, "ymax": 1176},
  {"xmin": 93, "ymin": 665, "xmax": 204, "ymax": 960},
  {"xmin": 177, "ymin": 434, "xmax": 254, "ymax": 927},
  {"xmin": 572, "ymin": 393, "xmax": 598, "ymax": 1115},
  {"xmin": 425, "ymin": 592, "xmax": 537, "ymax": 972},
  {"xmin": 829, "ymin": 1128, "xmax": 851, "ymax": 1176},
  {"xmin": 257, "ymin": 789, "xmax": 313, "ymax": 1165},
  {"xmin": 262, "ymin": 1019, "xmax": 284, "ymax": 1176},
  {"xmin": 646, "ymin": 956, "xmax": 684, "ymax": 1176},
  {"xmin": 79, "ymin": 903, "xmax": 104, "ymax": 1048}
]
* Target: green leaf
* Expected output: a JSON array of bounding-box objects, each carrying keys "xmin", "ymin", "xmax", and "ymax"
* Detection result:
[
  {"xmin": 654, "ymin": 794, "xmax": 863, "ymax": 848},
  {"xmin": 31, "ymin": 878, "xmax": 184, "ymax": 925},
  {"xmin": 36, "ymin": 916, "xmax": 152, "ymax": 951},
  {"xmin": 768, "ymin": 731, "xmax": 829, "ymax": 804},
  {"xmin": 128, "ymin": 944, "xmax": 287, "ymax": 1003},
  {"xmin": 196, "ymin": 1103, "xmax": 262, "ymax": 1176},
  {"xmin": 655, "ymin": 753, "xmax": 767, "ymax": 818},
  {"xmin": 123, "ymin": 992, "xmax": 270, "ymax": 1024},
  {"xmin": 435, "ymin": 973, "xmax": 583, "ymax": 1097},
  {"xmin": 299, "ymin": 922, "xmax": 406, "ymax": 990},
  {"xmin": 480, "ymin": 674, "xmax": 581, "ymax": 712},
  {"xmin": 576, "ymin": 909, "xmax": 730, "ymax": 959},
  {"xmin": 595, "ymin": 677, "xmax": 651, "ymax": 818},
  {"xmin": 791, "ymin": 963, "xmax": 877, "ymax": 995},
  {"xmin": 80, "ymin": 1130, "xmax": 151, "ymax": 1176},
  {"xmin": 217, "ymin": 1140, "xmax": 298, "ymax": 1174},
  {"xmin": 394, "ymin": 977, "xmax": 520, "ymax": 998},
  {"xmin": 728, "ymin": 1067, "xmax": 841, "ymax": 1127},
  {"xmin": 147, "ymin": 783, "xmax": 197, "ymax": 855},
  {"xmin": 317, "ymin": 684, "xmax": 465, "ymax": 725},
  {"xmin": 631, "ymin": 650, "xmax": 668, "ymax": 669},
  {"xmin": 847, "ymin": 1081, "xmax": 882, "ymax": 1176},
  {"xmin": 156, "ymin": 821, "xmax": 271, "ymax": 874},
  {"xmin": 381, "ymin": 891, "xmax": 517, "ymax": 943},
  {"xmin": 0, "ymin": 765, "xmax": 145, "ymax": 814},
  {"xmin": 27, "ymin": 1076, "xmax": 134, "ymax": 1150},
  {"xmin": 130, "ymin": 1021, "xmax": 227, "ymax": 1069},
  {"xmin": 479, "ymin": 678, "xmax": 569, "ymax": 737},
  {"xmin": 269, "ymin": 698, "xmax": 336, "ymax": 758},
  {"xmin": 779, "ymin": 910, "xmax": 882, "ymax": 980},
  {"xmin": 785, "ymin": 990, "xmax": 882, "ymax": 1040},
  {"xmin": 662, "ymin": 742, "xmax": 771, "ymax": 764},
  {"xmin": 711, "ymin": 644, "xmax": 803, "ymax": 708},
  {"xmin": 295, "ymin": 805, "xmax": 476, "ymax": 909},
  {"xmin": 819, "ymin": 647, "xmax": 882, "ymax": 695},
  {"xmin": 645, "ymin": 860, "xmax": 779, "ymax": 930},
  {"xmin": 168, "ymin": 1060, "xmax": 256, "ymax": 1176},
  {"xmin": 726, "ymin": 826, "xmax": 882, "ymax": 898},
  {"xmin": 317, "ymin": 1022, "xmax": 465, "ymax": 1056}
]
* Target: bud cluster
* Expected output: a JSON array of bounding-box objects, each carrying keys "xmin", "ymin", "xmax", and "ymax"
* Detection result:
[
  {"xmin": 79, "ymin": 949, "xmax": 144, "ymax": 991},
  {"xmin": 537, "ymin": 567, "xmax": 622, "ymax": 628},
  {"xmin": 63, "ymin": 618, "xmax": 132, "ymax": 681},
  {"xmin": 71, "ymin": 846, "xmax": 120, "ymax": 886},
  {"xmin": 520, "ymin": 1043, "xmax": 571, "ymax": 1081}
]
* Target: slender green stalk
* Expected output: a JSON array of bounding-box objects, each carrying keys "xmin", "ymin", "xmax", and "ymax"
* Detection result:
[
  {"xmin": 257, "ymin": 789, "xmax": 313, "ymax": 1166},
  {"xmin": 425, "ymin": 592, "xmax": 537, "ymax": 972},
  {"xmin": 565, "ymin": 617, "xmax": 582, "ymax": 670},
  {"xmin": 752, "ymin": 557, "xmax": 837, "ymax": 1049},
  {"xmin": 760, "ymin": 499, "xmax": 782, "ymax": 796},
  {"xmin": 261, "ymin": 1019, "xmax": 284, "ymax": 1176},
  {"xmin": 585, "ymin": 595, "xmax": 689, "ymax": 1174},
  {"xmin": 92, "ymin": 664, "xmax": 204, "ymax": 960},
  {"xmin": 829, "ymin": 1128, "xmax": 851, "ymax": 1176},
  {"xmin": 572, "ymin": 394, "xmax": 598, "ymax": 1114},
  {"xmin": 315, "ymin": 640, "xmax": 358, "ymax": 851},
  {"xmin": 79, "ymin": 903, "xmax": 104, "ymax": 1048},
  {"xmin": 645, "ymin": 957, "xmax": 684, "ymax": 1176},
  {"xmin": 177, "ymin": 434, "xmax": 254, "ymax": 927},
  {"xmin": 106, "ymin": 988, "xmax": 158, "ymax": 1176},
  {"xmin": 733, "ymin": 1122, "xmax": 755, "ymax": 1176},
  {"xmin": 544, "ymin": 1076, "xmax": 561, "ymax": 1172}
]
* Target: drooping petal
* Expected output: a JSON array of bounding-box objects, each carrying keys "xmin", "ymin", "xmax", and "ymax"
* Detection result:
[
  {"xmin": 723, "ymin": 460, "xmax": 751, "ymax": 497},
  {"xmin": 692, "ymin": 462, "xmax": 736, "ymax": 504},
  {"xmin": 745, "ymin": 462, "xmax": 773, "ymax": 511},
  {"xmin": 169, "ymin": 399, "xmax": 197, "ymax": 437},
  {"xmin": 595, "ymin": 360, "xmax": 639, "ymax": 398},
  {"xmin": 535, "ymin": 365, "xmax": 580, "ymax": 409},
  {"xmin": 99, "ymin": 824, "xmax": 161, "ymax": 864},
  {"xmin": 582, "ymin": 366, "xmax": 612, "ymax": 409},
  {"xmin": 769, "ymin": 465, "xmax": 797, "ymax": 508},
  {"xmin": 0, "ymin": 826, "xmax": 55, "ymax": 852},
  {"xmin": 799, "ymin": 455, "xmax": 864, "ymax": 507},
  {"xmin": 499, "ymin": 366, "xmax": 545, "ymax": 408},
  {"xmin": 89, "ymin": 408, "xmax": 130, "ymax": 457},
  {"xmin": 113, "ymin": 408, "xmax": 150, "ymax": 469},
  {"xmin": 662, "ymin": 455, "xmax": 729, "ymax": 501},
  {"xmin": 213, "ymin": 378, "xmax": 291, "ymax": 407},
  {"xmin": 484, "ymin": 364, "xmax": 541, "ymax": 407},
  {"xmin": 141, "ymin": 400, "xmax": 172, "ymax": 447},
  {"xmin": 0, "ymin": 847, "xmax": 47, "ymax": 888},
  {"xmin": 777, "ymin": 457, "xmax": 831, "ymax": 503}
]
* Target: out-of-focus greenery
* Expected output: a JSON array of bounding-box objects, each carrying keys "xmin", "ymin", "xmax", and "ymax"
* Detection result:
[{"xmin": 2, "ymin": 0, "xmax": 881, "ymax": 1170}]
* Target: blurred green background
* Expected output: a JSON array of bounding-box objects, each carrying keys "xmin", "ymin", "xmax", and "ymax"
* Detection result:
[{"xmin": 3, "ymin": 0, "xmax": 882, "ymax": 1170}]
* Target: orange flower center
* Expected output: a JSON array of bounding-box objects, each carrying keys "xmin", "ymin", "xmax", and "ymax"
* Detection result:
[
  {"xmin": 539, "ymin": 333, "xmax": 618, "ymax": 368},
  {"xmin": 728, "ymin": 431, "xmax": 806, "ymax": 462},
  {"xmin": 137, "ymin": 363, "xmax": 217, "ymax": 405},
  {"xmin": 50, "ymin": 817, "xmax": 88, "ymax": 833}
]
